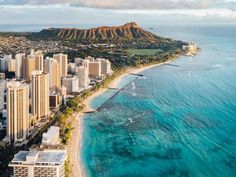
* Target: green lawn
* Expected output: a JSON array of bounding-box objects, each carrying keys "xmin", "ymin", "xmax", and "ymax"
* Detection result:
[{"xmin": 127, "ymin": 49, "xmax": 163, "ymax": 56}]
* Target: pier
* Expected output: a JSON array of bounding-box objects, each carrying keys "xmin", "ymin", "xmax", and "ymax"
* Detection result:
[
  {"xmin": 83, "ymin": 109, "xmax": 96, "ymax": 114},
  {"xmin": 84, "ymin": 73, "xmax": 144, "ymax": 114},
  {"xmin": 129, "ymin": 73, "xmax": 144, "ymax": 77},
  {"xmin": 164, "ymin": 63, "xmax": 180, "ymax": 67},
  {"xmin": 108, "ymin": 87, "xmax": 120, "ymax": 90}
]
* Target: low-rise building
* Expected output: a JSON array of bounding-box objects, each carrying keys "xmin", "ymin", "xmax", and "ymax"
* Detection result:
[
  {"xmin": 49, "ymin": 90, "xmax": 62, "ymax": 109},
  {"xmin": 42, "ymin": 126, "xmax": 60, "ymax": 145}
]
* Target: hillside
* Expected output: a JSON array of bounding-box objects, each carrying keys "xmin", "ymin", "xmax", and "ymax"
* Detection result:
[{"xmin": 35, "ymin": 22, "xmax": 171, "ymax": 43}]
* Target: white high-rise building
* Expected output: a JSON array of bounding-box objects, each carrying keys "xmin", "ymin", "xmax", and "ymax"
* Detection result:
[
  {"xmin": 75, "ymin": 66, "xmax": 90, "ymax": 88},
  {"xmin": 0, "ymin": 79, "xmax": 5, "ymax": 111},
  {"xmin": 0, "ymin": 55, "xmax": 11, "ymax": 72},
  {"xmin": 62, "ymin": 76, "xmax": 79, "ymax": 94},
  {"xmin": 31, "ymin": 71, "xmax": 50, "ymax": 120},
  {"xmin": 6, "ymin": 81, "xmax": 29, "ymax": 144},
  {"xmin": 15, "ymin": 53, "xmax": 25, "ymax": 79}
]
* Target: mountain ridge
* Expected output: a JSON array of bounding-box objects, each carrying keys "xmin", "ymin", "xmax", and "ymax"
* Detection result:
[{"xmin": 35, "ymin": 22, "xmax": 164, "ymax": 43}]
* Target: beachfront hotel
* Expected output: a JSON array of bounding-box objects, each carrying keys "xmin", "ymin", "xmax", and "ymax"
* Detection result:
[
  {"xmin": 97, "ymin": 58, "xmax": 112, "ymax": 75},
  {"xmin": 62, "ymin": 75, "xmax": 79, "ymax": 94},
  {"xmin": 74, "ymin": 66, "xmax": 90, "ymax": 88},
  {"xmin": 6, "ymin": 81, "xmax": 29, "ymax": 144},
  {"xmin": 88, "ymin": 60, "xmax": 102, "ymax": 78},
  {"xmin": 31, "ymin": 71, "xmax": 50, "ymax": 120},
  {"xmin": 53, "ymin": 53, "xmax": 68, "ymax": 77},
  {"xmin": 9, "ymin": 147, "xmax": 67, "ymax": 177}
]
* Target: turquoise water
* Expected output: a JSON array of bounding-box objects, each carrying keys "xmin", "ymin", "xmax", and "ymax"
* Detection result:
[{"xmin": 82, "ymin": 24, "xmax": 236, "ymax": 177}]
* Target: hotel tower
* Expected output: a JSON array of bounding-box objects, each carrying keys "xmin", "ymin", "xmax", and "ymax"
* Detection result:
[
  {"xmin": 44, "ymin": 57, "xmax": 61, "ymax": 88},
  {"xmin": 6, "ymin": 81, "xmax": 29, "ymax": 144},
  {"xmin": 53, "ymin": 53, "xmax": 68, "ymax": 77},
  {"xmin": 31, "ymin": 71, "xmax": 50, "ymax": 120}
]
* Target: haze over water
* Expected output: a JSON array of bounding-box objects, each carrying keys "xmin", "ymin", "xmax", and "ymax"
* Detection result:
[{"xmin": 82, "ymin": 24, "xmax": 236, "ymax": 177}]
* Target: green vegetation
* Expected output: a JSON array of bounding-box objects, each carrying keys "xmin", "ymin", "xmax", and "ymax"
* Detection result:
[
  {"xmin": 127, "ymin": 49, "xmax": 163, "ymax": 56},
  {"xmin": 65, "ymin": 159, "xmax": 71, "ymax": 177}
]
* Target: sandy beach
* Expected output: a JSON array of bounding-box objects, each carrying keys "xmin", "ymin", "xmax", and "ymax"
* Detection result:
[{"xmin": 68, "ymin": 60, "xmax": 175, "ymax": 177}]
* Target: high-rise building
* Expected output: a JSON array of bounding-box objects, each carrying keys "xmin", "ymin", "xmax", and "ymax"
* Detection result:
[
  {"xmin": 34, "ymin": 50, "xmax": 44, "ymax": 71},
  {"xmin": 68, "ymin": 62, "xmax": 76, "ymax": 74},
  {"xmin": 31, "ymin": 71, "xmax": 50, "ymax": 120},
  {"xmin": 44, "ymin": 57, "xmax": 61, "ymax": 88},
  {"xmin": 62, "ymin": 76, "xmax": 79, "ymax": 94},
  {"xmin": 88, "ymin": 60, "xmax": 102, "ymax": 78},
  {"xmin": 23, "ymin": 56, "xmax": 36, "ymax": 81},
  {"xmin": 0, "ymin": 55, "xmax": 11, "ymax": 72},
  {"xmin": 9, "ymin": 147, "xmax": 67, "ymax": 177},
  {"xmin": 97, "ymin": 58, "xmax": 112, "ymax": 75},
  {"xmin": 15, "ymin": 53, "xmax": 25, "ymax": 79},
  {"xmin": 6, "ymin": 81, "xmax": 29, "ymax": 144},
  {"xmin": 53, "ymin": 53, "xmax": 68, "ymax": 77},
  {"xmin": 8, "ymin": 59, "xmax": 16, "ymax": 72},
  {"xmin": 75, "ymin": 66, "xmax": 90, "ymax": 88},
  {"xmin": 0, "ymin": 79, "xmax": 5, "ymax": 111}
]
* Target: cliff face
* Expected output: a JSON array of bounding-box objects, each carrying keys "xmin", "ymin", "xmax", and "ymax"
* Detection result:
[{"xmin": 36, "ymin": 22, "xmax": 161, "ymax": 42}]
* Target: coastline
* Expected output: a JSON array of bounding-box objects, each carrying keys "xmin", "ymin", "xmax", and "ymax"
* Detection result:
[{"xmin": 68, "ymin": 58, "xmax": 177, "ymax": 177}]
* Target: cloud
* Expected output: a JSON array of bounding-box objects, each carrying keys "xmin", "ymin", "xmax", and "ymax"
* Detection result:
[
  {"xmin": 0, "ymin": 0, "xmax": 235, "ymax": 10},
  {"xmin": 115, "ymin": 8, "xmax": 236, "ymax": 18}
]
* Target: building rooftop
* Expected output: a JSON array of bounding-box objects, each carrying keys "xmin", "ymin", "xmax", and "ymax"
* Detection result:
[{"xmin": 10, "ymin": 148, "xmax": 66, "ymax": 166}]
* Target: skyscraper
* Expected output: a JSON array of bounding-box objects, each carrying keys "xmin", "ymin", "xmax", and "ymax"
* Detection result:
[
  {"xmin": 44, "ymin": 57, "xmax": 61, "ymax": 88},
  {"xmin": 0, "ymin": 55, "xmax": 11, "ymax": 72},
  {"xmin": 15, "ymin": 53, "xmax": 25, "ymax": 79},
  {"xmin": 34, "ymin": 50, "xmax": 44, "ymax": 71},
  {"xmin": 88, "ymin": 60, "xmax": 102, "ymax": 78},
  {"xmin": 97, "ymin": 58, "xmax": 112, "ymax": 75},
  {"xmin": 31, "ymin": 71, "xmax": 50, "ymax": 120},
  {"xmin": 6, "ymin": 81, "xmax": 29, "ymax": 144},
  {"xmin": 23, "ymin": 55, "xmax": 36, "ymax": 81},
  {"xmin": 53, "ymin": 53, "xmax": 68, "ymax": 77},
  {"xmin": 7, "ymin": 59, "xmax": 15, "ymax": 72},
  {"xmin": 75, "ymin": 66, "xmax": 90, "ymax": 88}
]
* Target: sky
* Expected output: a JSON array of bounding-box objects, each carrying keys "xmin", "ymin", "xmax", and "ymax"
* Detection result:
[{"xmin": 0, "ymin": 0, "xmax": 236, "ymax": 27}]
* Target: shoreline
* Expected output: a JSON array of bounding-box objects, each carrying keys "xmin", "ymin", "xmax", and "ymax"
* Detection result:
[{"xmin": 68, "ymin": 58, "xmax": 177, "ymax": 177}]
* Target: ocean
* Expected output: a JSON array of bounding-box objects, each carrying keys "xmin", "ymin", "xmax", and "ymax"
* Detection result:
[{"xmin": 81, "ymin": 24, "xmax": 236, "ymax": 177}]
